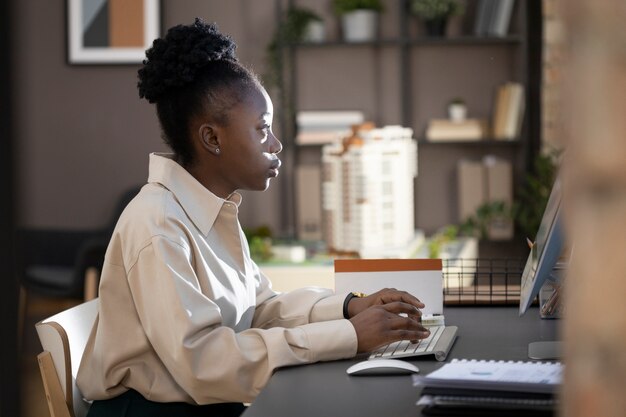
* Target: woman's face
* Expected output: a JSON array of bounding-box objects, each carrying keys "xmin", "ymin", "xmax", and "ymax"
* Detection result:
[{"xmin": 213, "ymin": 85, "xmax": 282, "ymax": 194}]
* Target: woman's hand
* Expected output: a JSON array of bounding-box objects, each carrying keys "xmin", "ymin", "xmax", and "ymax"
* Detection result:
[
  {"xmin": 348, "ymin": 302, "xmax": 431, "ymax": 353},
  {"xmin": 347, "ymin": 288, "xmax": 425, "ymax": 323}
]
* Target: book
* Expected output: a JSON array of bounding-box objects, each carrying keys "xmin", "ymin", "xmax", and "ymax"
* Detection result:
[
  {"xmin": 425, "ymin": 119, "xmax": 488, "ymax": 141},
  {"xmin": 473, "ymin": 0, "xmax": 490, "ymax": 36},
  {"xmin": 492, "ymin": 82, "xmax": 524, "ymax": 140},
  {"xmin": 502, "ymin": 83, "xmax": 525, "ymax": 139},
  {"xmin": 295, "ymin": 130, "xmax": 347, "ymax": 145},
  {"xmin": 483, "ymin": 156, "xmax": 514, "ymax": 240},
  {"xmin": 296, "ymin": 165, "xmax": 322, "ymax": 241},
  {"xmin": 457, "ymin": 159, "xmax": 485, "ymax": 222},
  {"xmin": 417, "ymin": 393, "xmax": 557, "ymax": 416},
  {"xmin": 490, "ymin": 0, "xmax": 516, "ymax": 37},
  {"xmin": 492, "ymin": 84, "xmax": 511, "ymax": 139},
  {"xmin": 296, "ymin": 110, "xmax": 365, "ymax": 145},
  {"xmin": 413, "ymin": 358, "xmax": 563, "ymax": 395},
  {"xmin": 483, "ymin": 0, "xmax": 499, "ymax": 36},
  {"xmin": 296, "ymin": 110, "xmax": 364, "ymax": 126}
]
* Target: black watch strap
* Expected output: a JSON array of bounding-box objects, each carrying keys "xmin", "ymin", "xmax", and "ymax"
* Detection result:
[{"xmin": 342, "ymin": 291, "xmax": 366, "ymax": 319}]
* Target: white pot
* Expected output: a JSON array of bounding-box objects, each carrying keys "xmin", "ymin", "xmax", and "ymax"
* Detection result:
[
  {"xmin": 341, "ymin": 10, "xmax": 378, "ymax": 42},
  {"xmin": 448, "ymin": 103, "xmax": 467, "ymax": 122},
  {"xmin": 304, "ymin": 20, "xmax": 326, "ymax": 43}
]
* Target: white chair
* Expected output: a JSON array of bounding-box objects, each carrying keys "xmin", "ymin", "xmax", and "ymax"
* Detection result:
[{"xmin": 36, "ymin": 298, "xmax": 98, "ymax": 417}]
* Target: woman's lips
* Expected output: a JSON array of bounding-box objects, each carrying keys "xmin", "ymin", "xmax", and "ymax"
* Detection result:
[{"xmin": 269, "ymin": 159, "xmax": 281, "ymax": 177}]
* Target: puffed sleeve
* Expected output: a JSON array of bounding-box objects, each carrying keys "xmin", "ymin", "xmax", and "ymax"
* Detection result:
[{"xmin": 128, "ymin": 235, "xmax": 358, "ymax": 404}]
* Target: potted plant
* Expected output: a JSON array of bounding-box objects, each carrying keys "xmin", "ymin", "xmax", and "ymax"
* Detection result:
[
  {"xmin": 265, "ymin": 7, "xmax": 325, "ymax": 88},
  {"xmin": 288, "ymin": 7, "xmax": 326, "ymax": 43},
  {"xmin": 409, "ymin": 0, "xmax": 464, "ymax": 37},
  {"xmin": 447, "ymin": 97, "xmax": 467, "ymax": 122},
  {"xmin": 333, "ymin": 0, "xmax": 384, "ymax": 42},
  {"xmin": 513, "ymin": 152, "xmax": 559, "ymax": 241},
  {"xmin": 460, "ymin": 201, "xmax": 513, "ymax": 241}
]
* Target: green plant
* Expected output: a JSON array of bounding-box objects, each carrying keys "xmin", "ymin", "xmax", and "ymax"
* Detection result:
[
  {"xmin": 332, "ymin": 0, "xmax": 384, "ymax": 15},
  {"xmin": 460, "ymin": 201, "xmax": 512, "ymax": 240},
  {"xmin": 449, "ymin": 97, "xmax": 465, "ymax": 105},
  {"xmin": 264, "ymin": 7, "xmax": 323, "ymax": 88},
  {"xmin": 513, "ymin": 152, "xmax": 559, "ymax": 241},
  {"xmin": 428, "ymin": 224, "xmax": 459, "ymax": 258},
  {"xmin": 410, "ymin": 0, "xmax": 464, "ymax": 20},
  {"xmin": 243, "ymin": 225, "xmax": 274, "ymax": 262}
]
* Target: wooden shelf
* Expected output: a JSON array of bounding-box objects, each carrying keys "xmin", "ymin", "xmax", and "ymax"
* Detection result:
[
  {"xmin": 418, "ymin": 138, "xmax": 522, "ymax": 146},
  {"xmin": 290, "ymin": 35, "xmax": 523, "ymax": 48},
  {"xmin": 408, "ymin": 35, "xmax": 523, "ymax": 46},
  {"xmin": 290, "ymin": 38, "xmax": 404, "ymax": 48}
]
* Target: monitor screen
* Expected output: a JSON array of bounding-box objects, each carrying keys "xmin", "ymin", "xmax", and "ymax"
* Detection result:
[{"xmin": 519, "ymin": 175, "xmax": 563, "ymax": 315}]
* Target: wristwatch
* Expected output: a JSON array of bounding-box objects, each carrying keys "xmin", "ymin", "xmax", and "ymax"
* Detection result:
[{"xmin": 343, "ymin": 291, "xmax": 367, "ymax": 319}]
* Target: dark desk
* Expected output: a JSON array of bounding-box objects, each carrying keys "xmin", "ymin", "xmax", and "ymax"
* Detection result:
[{"xmin": 243, "ymin": 306, "xmax": 560, "ymax": 417}]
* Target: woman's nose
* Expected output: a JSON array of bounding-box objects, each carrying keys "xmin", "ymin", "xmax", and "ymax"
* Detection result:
[{"xmin": 270, "ymin": 132, "xmax": 282, "ymax": 154}]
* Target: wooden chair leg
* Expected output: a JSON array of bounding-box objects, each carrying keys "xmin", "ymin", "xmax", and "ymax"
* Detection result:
[
  {"xmin": 83, "ymin": 267, "xmax": 99, "ymax": 301},
  {"xmin": 38, "ymin": 351, "xmax": 72, "ymax": 417}
]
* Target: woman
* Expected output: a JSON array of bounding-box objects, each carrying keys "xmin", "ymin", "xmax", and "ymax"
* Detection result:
[{"xmin": 77, "ymin": 19, "xmax": 429, "ymax": 416}]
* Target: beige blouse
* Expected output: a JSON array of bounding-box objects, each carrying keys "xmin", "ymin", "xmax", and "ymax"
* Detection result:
[{"xmin": 77, "ymin": 153, "xmax": 358, "ymax": 405}]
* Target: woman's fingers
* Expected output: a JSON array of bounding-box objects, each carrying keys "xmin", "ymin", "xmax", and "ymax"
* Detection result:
[
  {"xmin": 349, "ymin": 302, "xmax": 432, "ymax": 353},
  {"xmin": 379, "ymin": 301, "xmax": 423, "ymax": 323},
  {"xmin": 376, "ymin": 288, "xmax": 426, "ymax": 310},
  {"xmin": 385, "ymin": 313, "xmax": 430, "ymax": 336}
]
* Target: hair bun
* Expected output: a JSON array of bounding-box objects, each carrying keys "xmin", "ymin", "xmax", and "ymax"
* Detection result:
[{"xmin": 138, "ymin": 18, "xmax": 238, "ymax": 103}]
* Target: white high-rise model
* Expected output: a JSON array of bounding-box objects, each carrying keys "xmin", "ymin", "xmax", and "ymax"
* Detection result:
[{"xmin": 321, "ymin": 124, "xmax": 419, "ymax": 258}]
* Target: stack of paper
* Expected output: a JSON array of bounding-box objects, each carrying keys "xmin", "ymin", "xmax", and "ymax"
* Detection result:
[
  {"xmin": 414, "ymin": 359, "xmax": 562, "ymax": 415},
  {"xmin": 296, "ymin": 111, "xmax": 364, "ymax": 145}
]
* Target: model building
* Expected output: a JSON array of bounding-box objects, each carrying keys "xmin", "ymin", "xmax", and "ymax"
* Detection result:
[{"xmin": 321, "ymin": 123, "xmax": 418, "ymax": 257}]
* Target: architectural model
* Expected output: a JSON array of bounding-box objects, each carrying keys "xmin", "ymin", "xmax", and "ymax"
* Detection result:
[{"xmin": 321, "ymin": 124, "xmax": 419, "ymax": 258}]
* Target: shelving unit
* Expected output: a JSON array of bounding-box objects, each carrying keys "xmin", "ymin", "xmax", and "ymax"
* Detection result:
[{"xmin": 272, "ymin": 0, "xmax": 542, "ymax": 243}]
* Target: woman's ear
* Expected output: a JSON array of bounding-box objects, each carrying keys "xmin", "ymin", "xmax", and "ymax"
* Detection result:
[{"xmin": 198, "ymin": 123, "xmax": 221, "ymax": 156}]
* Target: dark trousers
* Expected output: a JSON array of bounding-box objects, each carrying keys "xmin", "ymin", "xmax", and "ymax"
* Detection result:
[{"xmin": 87, "ymin": 389, "xmax": 246, "ymax": 417}]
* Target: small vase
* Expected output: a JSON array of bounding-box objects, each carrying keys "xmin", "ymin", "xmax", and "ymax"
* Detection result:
[
  {"xmin": 342, "ymin": 10, "xmax": 378, "ymax": 42},
  {"xmin": 448, "ymin": 104, "xmax": 467, "ymax": 122},
  {"xmin": 304, "ymin": 21, "xmax": 326, "ymax": 43},
  {"xmin": 424, "ymin": 18, "xmax": 447, "ymax": 37}
]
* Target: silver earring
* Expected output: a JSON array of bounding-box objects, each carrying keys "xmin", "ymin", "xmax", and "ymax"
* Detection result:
[{"xmin": 215, "ymin": 148, "xmax": 220, "ymax": 155}]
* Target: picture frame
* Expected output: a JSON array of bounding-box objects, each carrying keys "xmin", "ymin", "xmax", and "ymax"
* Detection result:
[{"xmin": 67, "ymin": 0, "xmax": 160, "ymax": 64}]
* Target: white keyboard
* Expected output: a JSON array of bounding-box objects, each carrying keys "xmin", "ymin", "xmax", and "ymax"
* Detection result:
[{"xmin": 369, "ymin": 325, "xmax": 458, "ymax": 361}]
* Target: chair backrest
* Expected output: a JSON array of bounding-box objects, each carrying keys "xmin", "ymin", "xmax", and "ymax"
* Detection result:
[{"xmin": 36, "ymin": 298, "xmax": 98, "ymax": 417}]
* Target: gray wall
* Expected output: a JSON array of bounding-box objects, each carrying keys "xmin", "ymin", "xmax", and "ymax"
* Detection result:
[
  {"xmin": 12, "ymin": 0, "xmax": 281, "ymax": 232},
  {"xmin": 12, "ymin": 0, "xmax": 527, "ymax": 236}
]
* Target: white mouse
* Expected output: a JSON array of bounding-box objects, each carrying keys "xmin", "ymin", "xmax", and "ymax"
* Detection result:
[{"xmin": 346, "ymin": 359, "xmax": 420, "ymax": 376}]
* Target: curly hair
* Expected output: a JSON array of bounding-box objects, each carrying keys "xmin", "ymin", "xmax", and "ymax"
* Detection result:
[{"xmin": 138, "ymin": 18, "xmax": 259, "ymax": 166}]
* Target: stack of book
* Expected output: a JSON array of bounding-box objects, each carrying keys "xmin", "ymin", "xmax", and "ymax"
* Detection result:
[
  {"xmin": 295, "ymin": 111, "xmax": 364, "ymax": 146},
  {"xmin": 413, "ymin": 359, "xmax": 562, "ymax": 416},
  {"xmin": 425, "ymin": 119, "xmax": 488, "ymax": 142},
  {"xmin": 492, "ymin": 82, "xmax": 525, "ymax": 140},
  {"xmin": 474, "ymin": 0, "xmax": 516, "ymax": 37}
]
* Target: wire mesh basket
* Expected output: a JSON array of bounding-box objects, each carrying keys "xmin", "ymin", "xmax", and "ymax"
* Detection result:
[{"xmin": 442, "ymin": 258, "xmax": 526, "ymax": 305}]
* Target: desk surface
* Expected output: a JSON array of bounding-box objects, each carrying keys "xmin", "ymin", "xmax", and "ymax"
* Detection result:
[{"xmin": 243, "ymin": 306, "xmax": 560, "ymax": 417}]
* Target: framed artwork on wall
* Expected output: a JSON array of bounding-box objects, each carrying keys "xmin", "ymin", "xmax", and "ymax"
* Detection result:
[{"xmin": 67, "ymin": 0, "xmax": 160, "ymax": 64}]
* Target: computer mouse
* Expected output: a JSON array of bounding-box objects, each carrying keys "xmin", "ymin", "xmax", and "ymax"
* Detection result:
[{"xmin": 346, "ymin": 359, "xmax": 420, "ymax": 376}]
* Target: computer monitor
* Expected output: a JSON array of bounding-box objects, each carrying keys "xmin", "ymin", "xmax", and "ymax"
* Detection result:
[
  {"xmin": 518, "ymin": 174, "xmax": 566, "ymax": 359},
  {"xmin": 519, "ymin": 175, "xmax": 563, "ymax": 316}
]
